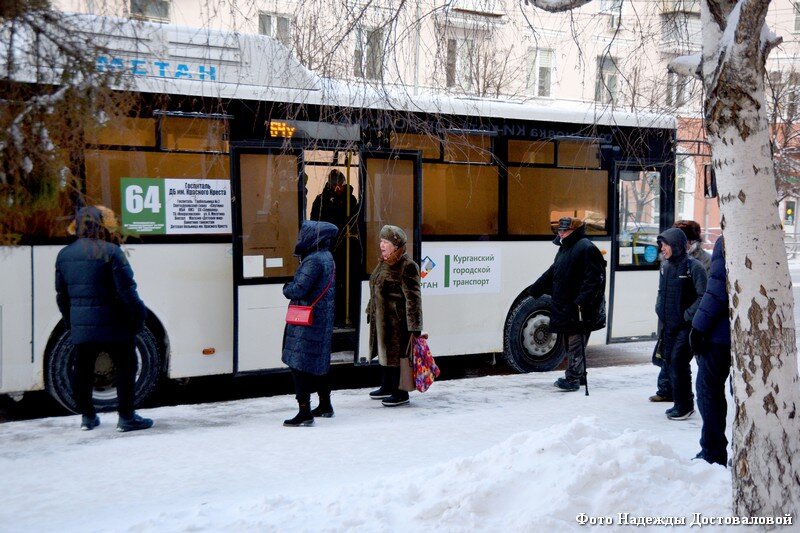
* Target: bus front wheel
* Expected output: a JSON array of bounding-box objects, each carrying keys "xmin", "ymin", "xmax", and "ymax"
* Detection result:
[
  {"xmin": 503, "ymin": 296, "xmax": 566, "ymax": 373},
  {"xmin": 45, "ymin": 328, "xmax": 162, "ymax": 414}
]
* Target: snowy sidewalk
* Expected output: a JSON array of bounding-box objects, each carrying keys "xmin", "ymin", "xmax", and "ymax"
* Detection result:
[{"xmin": 0, "ymin": 351, "xmax": 735, "ymax": 532}]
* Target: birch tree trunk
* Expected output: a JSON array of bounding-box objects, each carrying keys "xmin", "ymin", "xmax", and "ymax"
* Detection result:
[
  {"xmin": 530, "ymin": 0, "xmax": 800, "ymax": 519},
  {"xmin": 702, "ymin": 0, "xmax": 800, "ymax": 518}
]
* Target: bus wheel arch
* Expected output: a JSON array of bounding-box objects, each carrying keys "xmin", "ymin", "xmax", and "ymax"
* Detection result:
[
  {"xmin": 44, "ymin": 312, "xmax": 167, "ymax": 414},
  {"xmin": 503, "ymin": 295, "xmax": 566, "ymax": 373}
]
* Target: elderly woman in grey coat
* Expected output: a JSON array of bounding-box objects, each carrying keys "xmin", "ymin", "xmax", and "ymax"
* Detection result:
[
  {"xmin": 366, "ymin": 225, "xmax": 423, "ymax": 407},
  {"xmin": 282, "ymin": 220, "xmax": 339, "ymax": 426}
]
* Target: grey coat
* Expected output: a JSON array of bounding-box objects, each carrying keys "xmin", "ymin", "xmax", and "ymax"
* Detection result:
[{"xmin": 281, "ymin": 221, "xmax": 338, "ymax": 375}]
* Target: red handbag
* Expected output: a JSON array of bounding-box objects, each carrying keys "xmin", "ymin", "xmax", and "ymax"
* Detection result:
[{"xmin": 285, "ymin": 269, "xmax": 334, "ymax": 326}]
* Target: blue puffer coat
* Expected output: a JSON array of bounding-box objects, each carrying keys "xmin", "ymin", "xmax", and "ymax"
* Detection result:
[
  {"xmin": 692, "ymin": 237, "xmax": 731, "ymax": 345},
  {"xmin": 55, "ymin": 207, "xmax": 147, "ymax": 344},
  {"xmin": 281, "ymin": 221, "xmax": 338, "ymax": 375}
]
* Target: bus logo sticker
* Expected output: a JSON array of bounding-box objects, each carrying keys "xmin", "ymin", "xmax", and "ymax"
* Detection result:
[
  {"xmin": 420, "ymin": 256, "xmax": 436, "ymax": 278},
  {"xmin": 420, "ymin": 247, "xmax": 501, "ymax": 294}
]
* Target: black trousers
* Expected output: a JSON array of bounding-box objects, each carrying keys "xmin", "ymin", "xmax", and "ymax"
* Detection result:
[
  {"xmin": 290, "ymin": 369, "xmax": 332, "ymax": 404},
  {"xmin": 75, "ymin": 342, "xmax": 137, "ymax": 419},
  {"xmin": 666, "ymin": 327, "xmax": 694, "ymax": 411},
  {"xmin": 563, "ymin": 333, "xmax": 590, "ymax": 384},
  {"xmin": 696, "ymin": 343, "xmax": 732, "ymax": 464}
]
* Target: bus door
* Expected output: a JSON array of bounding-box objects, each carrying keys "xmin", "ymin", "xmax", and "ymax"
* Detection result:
[
  {"xmin": 231, "ymin": 144, "xmax": 304, "ymax": 373},
  {"xmin": 609, "ymin": 165, "xmax": 664, "ymax": 340},
  {"xmin": 356, "ymin": 151, "xmax": 422, "ymax": 365}
]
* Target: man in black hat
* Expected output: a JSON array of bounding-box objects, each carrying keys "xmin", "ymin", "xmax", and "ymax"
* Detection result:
[{"xmin": 526, "ymin": 216, "xmax": 607, "ymax": 391}]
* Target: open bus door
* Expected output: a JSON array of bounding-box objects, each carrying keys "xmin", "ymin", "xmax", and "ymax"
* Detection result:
[
  {"xmin": 609, "ymin": 165, "xmax": 664, "ymax": 341},
  {"xmin": 231, "ymin": 144, "xmax": 305, "ymax": 373},
  {"xmin": 355, "ymin": 151, "xmax": 422, "ymax": 365}
]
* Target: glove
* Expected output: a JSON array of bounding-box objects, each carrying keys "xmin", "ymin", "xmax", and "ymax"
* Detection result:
[{"xmin": 689, "ymin": 327, "xmax": 708, "ymax": 355}]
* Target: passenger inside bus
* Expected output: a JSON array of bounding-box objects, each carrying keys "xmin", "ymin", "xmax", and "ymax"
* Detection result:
[{"xmin": 310, "ymin": 169, "xmax": 361, "ymax": 326}]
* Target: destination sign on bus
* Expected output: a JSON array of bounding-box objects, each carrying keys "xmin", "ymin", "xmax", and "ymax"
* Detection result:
[
  {"xmin": 268, "ymin": 120, "xmax": 360, "ymax": 141},
  {"xmin": 120, "ymin": 177, "xmax": 231, "ymax": 235}
]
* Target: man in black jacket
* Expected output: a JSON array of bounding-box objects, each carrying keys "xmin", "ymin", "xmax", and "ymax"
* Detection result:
[
  {"xmin": 527, "ymin": 217, "xmax": 607, "ymax": 391},
  {"xmin": 654, "ymin": 227, "xmax": 707, "ymax": 420},
  {"xmin": 56, "ymin": 206, "xmax": 153, "ymax": 432}
]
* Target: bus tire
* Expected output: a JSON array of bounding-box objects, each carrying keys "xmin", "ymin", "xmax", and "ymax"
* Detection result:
[
  {"xmin": 503, "ymin": 296, "xmax": 566, "ymax": 373},
  {"xmin": 45, "ymin": 328, "xmax": 162, "ymax": 414}
]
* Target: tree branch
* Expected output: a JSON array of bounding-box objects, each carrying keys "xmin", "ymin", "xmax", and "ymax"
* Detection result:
[{"xmin": 668, "ymin": 54, "xmax": 702, "ymax": 80}]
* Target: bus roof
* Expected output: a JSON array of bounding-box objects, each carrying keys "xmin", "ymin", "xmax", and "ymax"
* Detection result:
[{"xmin": 4, "ymin": 13, "xmax": 676, "ymax": 131}]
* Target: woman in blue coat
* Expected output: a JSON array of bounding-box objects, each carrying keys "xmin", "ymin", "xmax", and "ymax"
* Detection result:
[{"xmin": 282, "ymin": 220, "xmax": 339, "ymax": 426}]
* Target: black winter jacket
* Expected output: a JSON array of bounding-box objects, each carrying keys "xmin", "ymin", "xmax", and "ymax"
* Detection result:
[
  {"xmin": 655, "ymin": 227, "xmax": 707, "ymax": 333},
  {"xmin": 55, "ymin": 208, "xmax": 146, "ymax": 345},
  {"xmin": 526, "ymin": 226, "xmax": 607, "ymax": 334}
]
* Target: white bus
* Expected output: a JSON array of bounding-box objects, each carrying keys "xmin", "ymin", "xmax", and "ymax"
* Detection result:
[{"xmin": 0, "ymin": 16, "xmax": 675, "ymax": 412}]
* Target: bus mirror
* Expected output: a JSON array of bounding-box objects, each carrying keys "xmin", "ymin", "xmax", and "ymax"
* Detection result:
[{"xmin": 704, "ymin": 164, "xmax": 717, "ymax": 198}]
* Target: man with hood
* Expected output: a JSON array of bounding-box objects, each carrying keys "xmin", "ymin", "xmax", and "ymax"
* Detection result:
[
  {"xmin": 654, "ymin": 227, "xmax": 708, "ymax": 420},
  {"xmin": 55, "ymin": 206, "xmax": 152, "ymax": 432},
  {"xmin": 282, "ymin": 220, "xmax": 339, "ymax": 426},
  {"xmin": 526, "ymin": 216, "xmax": 607, "ymax": 392}
]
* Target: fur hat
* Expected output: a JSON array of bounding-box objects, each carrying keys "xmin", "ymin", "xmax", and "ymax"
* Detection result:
[
  {"xmin": 379, "ymin": 225, "xmax": 407, "ymax": 248},
  {"xmin": 556, "ymin": 216, "xmax": 584, "ymax": 232},
  {"xmin": 67, "ymin": 205, "xmax": 119, "ymax": 236},
  {"xmin": 673, "ymin": 220, "xmax": 702, "ymax": 242}
]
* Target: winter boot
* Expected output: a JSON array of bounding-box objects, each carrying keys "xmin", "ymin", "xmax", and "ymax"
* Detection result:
[
  {"xmin": 311, "ymin": 396, "xmax": 334, "ymax": 418},
  {"xmin": 369, "ymin": 367, "xmax": 394, "ymax": 399},
  {"xmin": 666, "ymin": 406, "xmax": 695, "ymax": 420},
  {"xmin": 116, "ymin": 413, "xmax": 153, "ymax": 433},
  {"xmin": 554, "ymin": 377, "xmax": 580, "ymax": 391},
  {"xmin": 284, "ymin": 402, "xmax": 315, "ymax": 427},
  {"xmin": 649, "ymin": 394, "xmax": 672, "ymax": 402},
  {"xmin": 80, "ymin": 414, "xmax": 100, "ymax": 431},
  {"xmin": 382, "ymin": 391, "xmax": 410, "ymax": 407}
]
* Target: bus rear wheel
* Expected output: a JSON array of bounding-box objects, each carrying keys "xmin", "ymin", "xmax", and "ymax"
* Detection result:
[
  {"xmin": 503, "ymin": 296, "xmax": 566, "ymax": 373},
  {"xmin": 45, "ymin": 328, "xmax": 162, "ymax": 414}
]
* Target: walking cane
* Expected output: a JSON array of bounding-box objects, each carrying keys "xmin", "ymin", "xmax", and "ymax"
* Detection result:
[{"xmin": 578, "ymin": 306, "xmax": 589, "ymax": 396}]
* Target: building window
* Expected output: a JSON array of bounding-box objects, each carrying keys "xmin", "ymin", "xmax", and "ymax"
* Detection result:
[
  {"xmin": 795, "ymin": 2, "xmax": 800, "ymax": 33},
  {"xmin": 130, "ymin": 0, "xmax": 169, "ymax": 22},
  {"xmin": 354, "ymin": 27, "xmax": 385, "ymax": 80},
  {"xmin": 666, "ymin": 72, "xmax": 690, "ymax": 107},
  {"xmin": 446, "ymin": 37, "xmax": 474, "ymax": 90},
  {"xmin": 595, "ymin": 56, "xmax": 618, "ymax": 104},
  {"xmin": 527, "ymin": 48, "xmax": 553, "ymax": 97},
  {"xmin": 259, "ymin": 13, "xmax": 293, "ymax": 48}
]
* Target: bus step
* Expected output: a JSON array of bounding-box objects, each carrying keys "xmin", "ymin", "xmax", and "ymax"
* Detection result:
[{"xmin": 331, "ymin": 351, "xmax": 354, "ymax": 364}]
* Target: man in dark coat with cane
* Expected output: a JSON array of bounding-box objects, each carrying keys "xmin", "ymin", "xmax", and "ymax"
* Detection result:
[{"xmin": 526, "ymin": 216, "xmax": 607, "ymax": 392}]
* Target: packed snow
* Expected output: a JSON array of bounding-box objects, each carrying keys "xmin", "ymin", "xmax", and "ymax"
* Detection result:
[{"xmin": 0, "ymin": 341, "xmax": 752, "ymax": 532}]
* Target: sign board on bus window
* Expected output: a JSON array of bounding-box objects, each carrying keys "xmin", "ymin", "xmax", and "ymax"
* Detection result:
[
  {"xmin": 121, "ymin": 177, "xmax": 231, "ymax": 235},
  {"xmin": 419, "ymin": 247, "xmax": 501, "ymax": 295}
]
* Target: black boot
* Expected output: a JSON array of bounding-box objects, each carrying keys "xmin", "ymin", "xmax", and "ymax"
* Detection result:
[
  {"xmin": 284, "ymin": 402, "xmax": 314, "ymax": 427},
  {"xmin": 382, "ymin": 390, "xmax": 410, "ymax": 407},
  {"xmin": 369, "ymin": 366, "xmax": 393, "ymax": 399},
  {"xmin": 311, "ymin": 395, "xmax": 334, "ymax": 418}
]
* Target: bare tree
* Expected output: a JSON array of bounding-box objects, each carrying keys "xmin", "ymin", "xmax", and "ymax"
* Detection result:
[
  {"xmin": 766, "ymin": 67, "xmax": 800, "ymax": 203},
  {"xmin": 0, "ymin": 0, "xmax": 128, "ymax": 244},
  {"xmin": 531, "ymin": 0, "xmax": 800, "ymax": 519}
]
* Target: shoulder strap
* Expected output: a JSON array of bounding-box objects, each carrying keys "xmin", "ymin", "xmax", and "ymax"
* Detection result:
[{"xmin": 310, "ymin": 266, "xmax": 335, "ymax": 308}]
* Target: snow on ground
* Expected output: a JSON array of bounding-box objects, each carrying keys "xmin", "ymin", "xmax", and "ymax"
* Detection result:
[{"xmin": 0, "ymin": 343, "xmax": 739, "ymax": 532}]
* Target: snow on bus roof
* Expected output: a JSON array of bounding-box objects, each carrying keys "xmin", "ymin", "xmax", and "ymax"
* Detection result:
[{"xmin": 5, "ymin": 13, "xmax": 675, "ymax": 131}]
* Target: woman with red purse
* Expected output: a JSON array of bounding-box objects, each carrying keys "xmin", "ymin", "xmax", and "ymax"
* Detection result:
[{"xmin": 282, "ymin": 220, "xmax": 339, "ymax": 426}]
